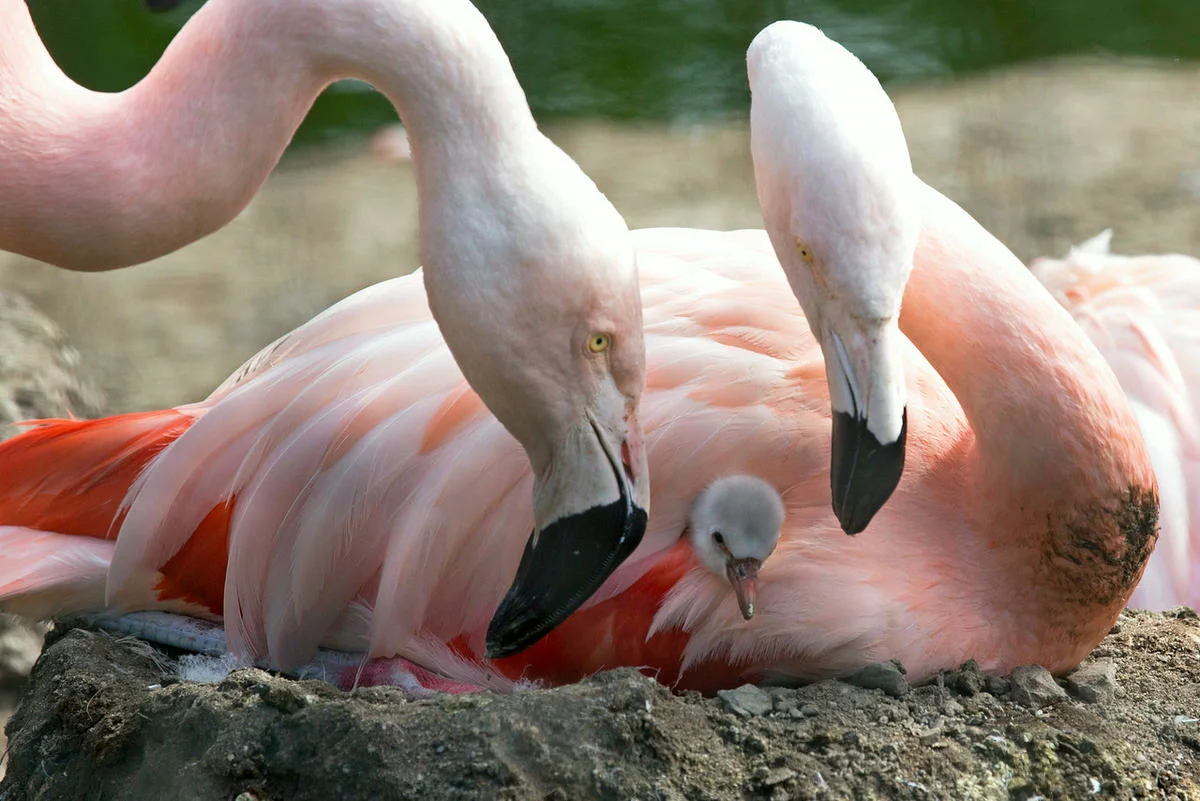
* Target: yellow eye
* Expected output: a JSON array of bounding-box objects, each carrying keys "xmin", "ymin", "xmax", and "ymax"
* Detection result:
[
  {"xmin": 588, "ymin": 333, "xmax": 611, "ymax": 353},
  {"xmin": 794, "ymin": 237, "xmax": 813, "ymax": 262}
]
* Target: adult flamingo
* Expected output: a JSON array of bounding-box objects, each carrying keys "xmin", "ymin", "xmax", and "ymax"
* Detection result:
[
  {"xmin": 1032, "ymin": 231, "xmax": 1200, "ymax": 610},
  {"xmin": 0, "ymin": 21, "xmax": 1156, "ymax": 692},
  {"xmin": 1, "ymin": 0, "xmax": 661, "ymax": 649}
]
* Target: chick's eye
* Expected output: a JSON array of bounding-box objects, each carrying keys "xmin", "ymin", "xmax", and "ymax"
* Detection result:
[
  {"xmin": 712, "ymin": 531, "xmax": 725, "ymax": 546},
  {"xmin": 588, "ymin": 333, "xmax": 611, "ymax": 353}
]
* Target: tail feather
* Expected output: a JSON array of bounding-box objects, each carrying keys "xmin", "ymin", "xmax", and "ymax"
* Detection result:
[
  {"xmin": 0, "ymin": 527, "xmax": 114, "ymax": 619},
  {"xmin": 0, "ymin": 409, "xmax": 199, "ymax": 539}
]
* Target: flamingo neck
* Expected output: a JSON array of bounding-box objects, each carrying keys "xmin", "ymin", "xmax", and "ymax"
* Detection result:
[
  {"xmin": 0, "ymin": 0, "xmax": 538, "ymax": 271},
  {"xmin": 899, "ymin": 180, "xmax": 1157, "ymax": 652}
]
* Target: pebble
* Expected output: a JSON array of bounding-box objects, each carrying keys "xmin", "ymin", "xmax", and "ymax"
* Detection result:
[
  {"xmin": 1065, "ymin": 659, "xmax": 1118, "ymax": 703},
  {"xmin": 763, "ymin": 768, "xmax": 796, "ymax": 787},
  {"xmin": 945, "ymin": 660, "xmax": 985, "ymax": 696},
  {"xmin": 718, "ymin": 684, "xmax": 774, "ymax": 717},
  {"xmin": 985, "ymin": 675, "xmax": 1011, "ymax": 696},
  {"xmin": 1009, "ymin": 665, "xmax": 1068, "ymax": 708},
  {"xmin": 843, "ymin": 661, "xmax": 909, "ymax": 698}
]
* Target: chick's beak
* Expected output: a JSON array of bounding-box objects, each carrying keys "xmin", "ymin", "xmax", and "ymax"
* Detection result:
[{"xmin": 726, "ymin": 557, "xmax": 762, "ymax": 620}]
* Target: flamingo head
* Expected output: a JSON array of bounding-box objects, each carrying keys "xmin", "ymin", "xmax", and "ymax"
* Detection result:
[
  {"xmin": 689, "ymin": 475, "xmax": 785, "ymax": 620},
  {"xmin": 747, "ymin": 21, "xmax": 920, "ymax": 536},
  {"xmin": 417, "ymin": 141, "xmax": 648, "ymax": 659}
]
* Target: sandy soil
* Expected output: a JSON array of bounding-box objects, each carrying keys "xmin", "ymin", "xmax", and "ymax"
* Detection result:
[{"xmin": 1, "ymin": 57, "xmax": 1199, "ymax": 797}]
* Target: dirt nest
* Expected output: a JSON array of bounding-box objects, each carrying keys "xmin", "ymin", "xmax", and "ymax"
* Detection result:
[{"xmin": 1, "ymin": 610, "xmax": 1196, "ymax": 800}]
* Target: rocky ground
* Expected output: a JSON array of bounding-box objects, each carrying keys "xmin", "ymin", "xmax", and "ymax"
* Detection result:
[
  {"xmin": 0, "ymin": 57, "xmax": 1198, "ymax": 797},
  {"xmin": 0, "ymin": 610, "xmax": 1197, "ymax": 800}
]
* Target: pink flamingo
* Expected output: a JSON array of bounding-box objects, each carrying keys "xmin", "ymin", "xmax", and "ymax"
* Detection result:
[
  {"xmin": 0, "ymin": 21, "xmax": 1156, "ymax": 692},
  {"xmin": 1032, "ymin": 231, "xmax": 1200, "ymax": 610},
  {"xmin": 1, "ymin": 0, "xmax": 662, "ymax": 647}
]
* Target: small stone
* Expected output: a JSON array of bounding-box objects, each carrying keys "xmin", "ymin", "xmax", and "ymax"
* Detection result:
[
  {"xmin": 946, "ymin": 660, "xmax": 985, "ymax": 696},
  {"xmin": 234, "ymin": 794, "xmax": 259, "ymax": 801},
  {"xmin": 1009, "ymin": 665, "xmax": 1068, "ymax": 708},
  {"xmin": 843, "ymin": 660, "xmax": 909, "ymax": 698},
  {"xmin": 917, "ymin": 725, "xmax": 944, "ymax": 745},
  {"xmin": 941, "ymin": 699, "xmax": 964, "ymax": 717},
  {"xmin": 718, "ymin": 684, "xmax": 774, "ymax": 717},
  {"xmin": 985, "ymin": 675, "xmax": 1011, "ymax": 696},
  {"xmin": 743, "ymin": 734, "xmax": 768, "ymax": 755},
  {"xmin": 763, "ymin": 768, "xmax": 797, "ymax": 787},
  {"xmin": 841, "ymin": 730, "xmax": 861, "ymax": 747},
  {"xmin": 769, "ymin": 691, "xmax": 799, "ymax": 715},
  {"xmin": 799, "ymin": 704, "xmax": 820, "ymax": 717},
  {"xmin": 1065, "ymin": 659, "xmax": 1118, "ymax": 703}
]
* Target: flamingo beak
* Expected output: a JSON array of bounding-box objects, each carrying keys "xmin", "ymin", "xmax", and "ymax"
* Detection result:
[
  {"xmin": 485, "ymin": 412, "xmax": 649, "ymax": 659},
  {"xmin": 823, "ymin": 324, "xmax": 907, "ymax": 535},
  {"xmin": 726, "ymin": 557, "xmax": 762, "ymax": 620}
]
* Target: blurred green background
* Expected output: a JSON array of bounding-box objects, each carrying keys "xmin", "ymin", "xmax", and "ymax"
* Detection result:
[{"xmin": 25, "ymin": 0, "xmax": 1200, "ymax": 146}]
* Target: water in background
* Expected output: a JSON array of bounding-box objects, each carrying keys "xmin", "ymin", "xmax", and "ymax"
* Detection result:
[{"xmin": 24, "ymin": 0, "xmax": 1200, "ymax": 144}]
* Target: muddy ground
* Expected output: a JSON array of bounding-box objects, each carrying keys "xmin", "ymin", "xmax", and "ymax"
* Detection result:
[
  {"xmin": 0, "ymin": 58, "xmax": 1199, "ymax": 797},
  {"xmin": 1, "ymin": 611, "xmax": 1197, "ymax": 800}
]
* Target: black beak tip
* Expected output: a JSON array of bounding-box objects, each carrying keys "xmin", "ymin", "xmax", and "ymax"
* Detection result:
[
  {"xmin": 830, "ymin": 408, "xmax": 907, "ymax": 536},
  {"xmin": 485, "ymin": 501, "xmax": 648, "ymax": 660}
]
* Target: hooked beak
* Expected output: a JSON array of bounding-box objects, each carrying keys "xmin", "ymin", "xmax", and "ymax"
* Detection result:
[
  {"xmin": 486, "ymin": 413, "xmax": 649, "ymax": 659},
  {"xmin": 823, "ymin": 323, "xmax": 907, "ymax": 535},
  {"xmin": 725, "ymin": 557, "xmax": 762, "ymax": 620}
]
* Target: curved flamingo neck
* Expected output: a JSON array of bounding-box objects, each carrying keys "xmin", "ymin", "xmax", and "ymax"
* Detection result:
[
  {"xmin": 0, "ymin": 0, "xmax": 537, "ymax": 271},
  {"xmin": 899, "ymin": 180, "xmax": 1157, "ymax": 653},
  {"xmin": 902, "ymin": 181, "xmax": 1153, "ymax": 506}
]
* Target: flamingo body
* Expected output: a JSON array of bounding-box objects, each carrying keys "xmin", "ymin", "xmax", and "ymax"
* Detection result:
[{"xmin": 0, "ymin": 201, "xmax": 1158, "ymax": 689}]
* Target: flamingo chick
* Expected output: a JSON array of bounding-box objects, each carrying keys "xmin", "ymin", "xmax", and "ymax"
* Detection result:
[{"xmin": 687, "ymin": 476, "xmax": 785, "ymax": 620}]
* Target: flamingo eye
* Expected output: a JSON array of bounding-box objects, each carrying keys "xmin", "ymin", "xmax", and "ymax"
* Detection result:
[
  {"xmin": 712, "ymin": 531, "xmax": 725, "ymax": 546},
  {"xmin": 794, "ymin": 236, "xmax": 814, "ymax": 262},
  {"xmin": 588, "ymin": 333, "xmax": 611, "ymax": 353}
]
